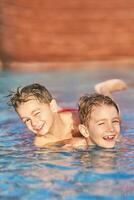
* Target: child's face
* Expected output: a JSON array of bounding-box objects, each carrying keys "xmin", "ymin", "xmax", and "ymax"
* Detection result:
[
  {"xmin": 16, "ymin": 97, "xmax": 56, "ymax": 136},
  {"xmin": 86, "ymin": 104, "xmax": 120, "ymax": 148}
]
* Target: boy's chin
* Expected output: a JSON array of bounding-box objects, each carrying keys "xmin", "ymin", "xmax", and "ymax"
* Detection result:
[
  {"xmin": 99, "ymin": 143, "xmax": 116, "ymax": 149},
  {"xmin": 96, "ymin": 140, "xmax": 116, "ymax": 149},
  {"xmin": 35, "ymin": 131, "xmax": 46, "ymax": 137}
]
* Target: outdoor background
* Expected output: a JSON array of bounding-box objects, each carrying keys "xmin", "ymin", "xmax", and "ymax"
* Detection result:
[{"xmin": 0, "ymin": 0, "xmax": 134, "ymax": 71}]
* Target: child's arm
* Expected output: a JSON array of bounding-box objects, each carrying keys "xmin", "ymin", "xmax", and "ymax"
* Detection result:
[
  {"xmin": 63, "ymin": 137, "xmax": 88, "ymax": 149},
  {"xmin": 33, "ymin": 134, "xmax": 61, "ymax": 147},
  {"xmin": 34, "ymin": 136, "xmax": 49, "ymax": 147}
]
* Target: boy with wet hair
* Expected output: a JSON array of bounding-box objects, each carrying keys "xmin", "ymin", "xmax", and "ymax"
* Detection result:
[
  {"xmin": 9, "ymin": 83, "xmax": 79, "ymax": 147},
  {"xmin": 9, "ymin": 79, "xmax": 125, "ymax": 148},
  {"xmin": 75, "ymin": 93, "xmax": 121, "ymax": 148}
]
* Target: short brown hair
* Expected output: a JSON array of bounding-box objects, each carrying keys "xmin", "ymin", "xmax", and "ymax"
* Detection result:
[
  {"xmin": 8, "ymin": 83, "xmax": 53, "ymax": 110},
  {"xmin": 78, "ymin": 93, "xmax": 119, "ymax": 126}
]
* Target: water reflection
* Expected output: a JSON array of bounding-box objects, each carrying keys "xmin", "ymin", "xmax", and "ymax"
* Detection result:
[
  {"xmin": 0, "ymin": 69, "xmax": 134, "ymax": 199},
  {"xmin": 76, "ymin": 148, "xmax": 118, "ymax": 173}
]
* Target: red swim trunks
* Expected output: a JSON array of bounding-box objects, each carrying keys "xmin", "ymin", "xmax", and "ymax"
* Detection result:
[{"xmin": 58, "ymin": 108, "xmax": 78, "ymax": 113}]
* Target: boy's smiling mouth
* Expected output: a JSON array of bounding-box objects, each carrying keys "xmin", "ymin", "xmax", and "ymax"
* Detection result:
[
  {"xmin": 103, "ymin": 135, "xmax": 116, "ymax": 141},
  {"xmin": 35, "ymin": 123, "xmax": 46, "ymax": 136}
]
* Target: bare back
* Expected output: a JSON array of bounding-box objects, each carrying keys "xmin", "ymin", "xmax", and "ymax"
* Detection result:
[{"xmin": 58, "ymin": 108, "xmax": 81, "ymax": 137}]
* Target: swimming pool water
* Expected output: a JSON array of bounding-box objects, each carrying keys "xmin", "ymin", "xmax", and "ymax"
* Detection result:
[{"xmin": 0, "ymin": 68, "xmax": 134, "ymax": 200}]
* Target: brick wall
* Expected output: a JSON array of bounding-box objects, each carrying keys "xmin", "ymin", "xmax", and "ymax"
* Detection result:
[{"xmin": 0, "ymin": 0, "xmax": 134, "ymax": 66}]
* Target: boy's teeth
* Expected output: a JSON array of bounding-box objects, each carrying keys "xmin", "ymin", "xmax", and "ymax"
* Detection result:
[{"xmin": 103, "ymin": 135, "xmax": 114, "ymax": 140}]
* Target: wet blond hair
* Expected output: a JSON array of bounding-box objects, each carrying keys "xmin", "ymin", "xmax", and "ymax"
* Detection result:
[
  {"xmin": 78, "ymin": 93, "xmax": 119, "ymax": 126},
  {"xmin": 8, "ymin": 83, "xmax": 53, "ymax": 110}
]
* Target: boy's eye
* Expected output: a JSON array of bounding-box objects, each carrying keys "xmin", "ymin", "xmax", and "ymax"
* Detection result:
[
  {"xmin": 98, "ymin": 122, "xmax": 105, "ymax": 126},
  {"xmin": 34, "ymin": 112, "xmax": 40, "ymax": 116},
  {"xmin": 23, "ymin": 119, "xmax": 30, "ymax": 124},
  {"xmin": 113, "ymin": 120, "xmax": 120, "ymax": 124}
]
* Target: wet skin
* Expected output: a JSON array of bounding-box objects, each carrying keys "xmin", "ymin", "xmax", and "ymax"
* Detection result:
[
  {"xmin": 80, "ymin": 104, "xmax": 121, "ymax": 148},
  {"xmin": 16, "ymin": 98, "xmax": 56, "ymax": 136}
]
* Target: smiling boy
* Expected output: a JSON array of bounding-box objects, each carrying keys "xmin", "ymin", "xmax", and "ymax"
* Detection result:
[
  {"xmin": 9, "ymin": 83, "xmax": 79, "ymax": 147},
  {"xmin": 75, "ymin": 93, "xmax": 121, "ymax": 148}
]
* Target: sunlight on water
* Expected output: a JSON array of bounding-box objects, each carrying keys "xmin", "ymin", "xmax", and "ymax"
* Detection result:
[{"xmin": 0, "ymin": 68, "xmax": 134, "ymax": 199}]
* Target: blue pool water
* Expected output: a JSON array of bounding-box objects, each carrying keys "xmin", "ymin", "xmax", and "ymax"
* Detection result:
[{"xmin": 0, "ymin": 68, "xmax": 134, "ymax": 199}]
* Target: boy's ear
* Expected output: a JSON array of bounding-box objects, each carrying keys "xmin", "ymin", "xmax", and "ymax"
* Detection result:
[
  {"xmin": 79, "ymin": 124, "xmax": 89, "ymax": 138},
  {"xmin": 50, "ymin": 99, "xmax": 58, "ymax": 112}
]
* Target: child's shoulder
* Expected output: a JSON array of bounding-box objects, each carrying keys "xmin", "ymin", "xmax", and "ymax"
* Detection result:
[{"xmin": 34, "ymin": 135, "xmax": 60, "ymax": 148}]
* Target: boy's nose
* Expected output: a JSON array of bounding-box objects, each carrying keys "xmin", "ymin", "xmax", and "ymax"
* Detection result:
[
  {"xmin": 31, "ymin": 118, "xmax": 40, "ymax": 130},
  {"xmin": 107, "ymin": 123, "xmax": 114, "ymax": 132}
]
